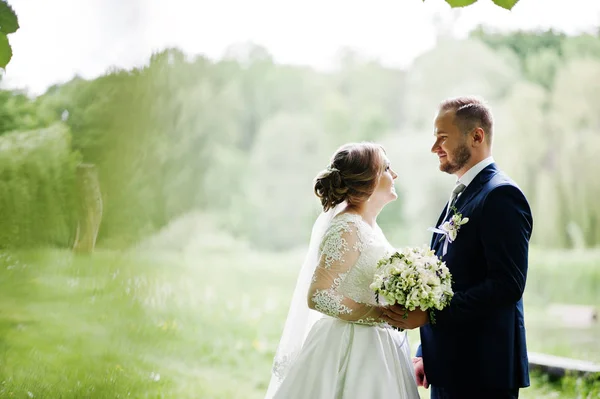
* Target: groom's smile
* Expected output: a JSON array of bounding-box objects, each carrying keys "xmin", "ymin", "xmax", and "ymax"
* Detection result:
[{"xmin": 431, "ymin": 110, "xmax": 472, "ymax": 176}]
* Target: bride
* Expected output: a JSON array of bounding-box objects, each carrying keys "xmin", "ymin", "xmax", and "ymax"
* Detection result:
[{"xmin": 266, "ymin": 142, "xmax": 420, "ymax": 399}]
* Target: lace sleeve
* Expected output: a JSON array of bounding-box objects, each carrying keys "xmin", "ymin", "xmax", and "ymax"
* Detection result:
[{"xmin": 307, "ymin": 217, "xmax": 383, "ymax": 325}]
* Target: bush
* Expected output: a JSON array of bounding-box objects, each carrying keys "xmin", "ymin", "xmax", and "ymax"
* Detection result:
[{"xmin": 0, "ymin": 124, "xmax": 80, "ymax": 248}]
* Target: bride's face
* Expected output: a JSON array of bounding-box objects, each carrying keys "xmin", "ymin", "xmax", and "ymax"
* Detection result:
[{"xmin": 371, "ymin": 155, "xmax": 398, "ymax": 205}]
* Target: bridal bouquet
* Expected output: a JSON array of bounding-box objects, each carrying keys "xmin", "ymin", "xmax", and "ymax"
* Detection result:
[{"xmin": 370, "ymin": 246, "xmax": 453, "ymax": 324}]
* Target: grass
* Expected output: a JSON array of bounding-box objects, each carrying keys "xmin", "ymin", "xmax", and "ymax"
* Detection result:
[
  {"xmin": 0, "ymin": 245, "xmax": 598, "ymax": 398},
  {"xmin": 0, "ymin": 247, "xmax": 302, "ymax": 398}
]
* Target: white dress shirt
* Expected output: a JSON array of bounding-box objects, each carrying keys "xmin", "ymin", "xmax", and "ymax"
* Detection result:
[{"xmin": 457, "ymin": 156, "xmax": 495, "ymax": 190}]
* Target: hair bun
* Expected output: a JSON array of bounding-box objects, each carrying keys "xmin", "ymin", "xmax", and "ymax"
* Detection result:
[
  {"xmin": 314, "ymin": 166, "xmax": 348, "ymax": 212},
  {"xmin": 314, "ymin": 142, "xmax": 386, "ymax": 212},
  {"xmin": 326, "ymin": 166, "xmax": 343, "ymax": 188}
]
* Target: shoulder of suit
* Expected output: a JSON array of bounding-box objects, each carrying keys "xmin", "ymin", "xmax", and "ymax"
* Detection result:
[
  {"xmin": 483, "ymin": 170, "xmax": 528, "ymax": 201},
  {"xmin": 488, "ymin": 170, "xmax": 518, "ymax": 188}
]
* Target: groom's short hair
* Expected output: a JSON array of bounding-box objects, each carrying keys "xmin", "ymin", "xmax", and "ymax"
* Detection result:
[{"xmin": 439, "ymin": 96, "xmax": 493, "ymax": 144}]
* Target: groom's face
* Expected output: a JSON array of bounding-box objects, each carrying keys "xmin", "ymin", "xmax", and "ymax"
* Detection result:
[{"xmin": 431, "ymin": 110, "xmax": 471, "ymax": 175}]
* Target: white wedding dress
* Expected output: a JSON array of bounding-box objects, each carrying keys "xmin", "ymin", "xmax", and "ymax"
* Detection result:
[{"xmin": 266, "ymin": 212, "xmax": 419, "ymax": 399}]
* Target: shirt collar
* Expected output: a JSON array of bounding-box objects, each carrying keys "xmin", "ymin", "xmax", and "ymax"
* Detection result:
[{"xmin": 457, "ymin": 156, "xmax": 495, "ymax": 188}]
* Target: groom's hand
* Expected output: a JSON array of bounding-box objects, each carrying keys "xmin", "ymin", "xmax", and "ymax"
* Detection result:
[
  {"xmin": 412, "ymin": 357, "xmax": 429, "ymax": 389},
  {"xmin": 381, "ymin": 306, "xmax": 429, "ymax": 330}
]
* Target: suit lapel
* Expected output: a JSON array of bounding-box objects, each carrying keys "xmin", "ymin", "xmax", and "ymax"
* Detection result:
[
  {"xmin": 431, "ymin": 163, "xmax": 499, "ymax": 251},
  {"xmin": 453, "ymin": 163, "xmax": 498, "ymax": 214}
]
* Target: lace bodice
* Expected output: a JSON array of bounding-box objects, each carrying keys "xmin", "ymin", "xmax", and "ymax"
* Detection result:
[{"xmin": 308, "ymin": 213, "xmax": 394, "ymax": 326}]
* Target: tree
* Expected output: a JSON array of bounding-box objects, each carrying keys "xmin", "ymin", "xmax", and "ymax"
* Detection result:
[
  {"xmin": 549, "ymin": 59, "xmax": 600, "ymax": 247},
  {"xmin": 0, "ymin": 89, "xmax": 53, "ymax": 134},
  {"xmin": 235, "ymin": 113, "xmax": 332, "ymax": 250},
  {"xmin": 5, "ymin": 25, "xmax": 597, "ymax": 251},
  {"xmin": 471, "ymin": 28, "xmax": 600, "ymax": 90},
  {"xmin": 404, "ymin": 39, "xmax": 519, "ymax": 130},
  {"xmin": 329, "ymin": 49, "xmax": 405, "ymax": 140}
]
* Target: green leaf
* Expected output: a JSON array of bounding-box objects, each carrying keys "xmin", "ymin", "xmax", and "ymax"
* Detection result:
[
  {"xmin": 492, "ymin": 0, "xmax": 519, "ymax": 10},
  {"xmin": 0, "ymin": 31, "xmax": 11, "ymax": 68},
  {"xmin": 0, "ymin": 0, "xmax": 19, "ymax": 34},
  {"xmin": 445, "ymin": 0, "xmax": 478, "ymax": 8}
]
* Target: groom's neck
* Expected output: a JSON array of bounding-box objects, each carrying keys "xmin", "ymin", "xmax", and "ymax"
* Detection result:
[{"xmin": 456, "ymin": 150, "xmax": 491, "ymax": 179}]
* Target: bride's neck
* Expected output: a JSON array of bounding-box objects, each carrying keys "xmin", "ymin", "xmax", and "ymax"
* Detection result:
[{"xmin": 346, "ymin": 202, "xmax": 382, "ymax": 227}]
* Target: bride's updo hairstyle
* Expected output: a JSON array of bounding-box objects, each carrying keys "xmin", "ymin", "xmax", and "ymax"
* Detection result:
[{"xmin": 314, "ymin": 142, "xmax": 385, "ymax": 212}]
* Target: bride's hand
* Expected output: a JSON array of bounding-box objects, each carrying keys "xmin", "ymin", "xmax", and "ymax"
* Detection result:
[{"xmin": 381, "ymin": 305, "xmax": 429, "ymax": 330}]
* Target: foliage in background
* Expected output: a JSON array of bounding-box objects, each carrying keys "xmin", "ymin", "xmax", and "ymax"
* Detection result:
[
  {"xmin": 29, "ymin": 46, "xmax": 404, "ymax": 249},
  {"xmin": 1, "ymin": 30, "xmax": 600, "ymax": 250},
  {"xmin": 0, "ymin": 124, "xmax": 80, "ymax": 248},
  {"xmin": 0, "ymin": 89, "xmax": 57, "ymax": 133}
]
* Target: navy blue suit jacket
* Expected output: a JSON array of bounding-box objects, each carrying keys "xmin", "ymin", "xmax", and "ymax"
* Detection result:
[{"xmin": 416, "ymin": 163, "xmax": 533, "ymax": 390}]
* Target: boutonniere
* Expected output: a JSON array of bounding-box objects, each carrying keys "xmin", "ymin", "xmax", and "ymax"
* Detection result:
[{"xmin": 428, "ymin": 206, "xmax": 469, "ymax": 256}]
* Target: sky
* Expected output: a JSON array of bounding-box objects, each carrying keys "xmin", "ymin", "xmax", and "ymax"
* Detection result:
[{"xmin": 2, "ymin": 0, "xmax": 600, "ymax": 95}]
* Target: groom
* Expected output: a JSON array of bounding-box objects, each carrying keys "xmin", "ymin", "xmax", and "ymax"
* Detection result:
[{"xmin": 382, "ymin": 96, "xmax": 533, "ymax": 399}]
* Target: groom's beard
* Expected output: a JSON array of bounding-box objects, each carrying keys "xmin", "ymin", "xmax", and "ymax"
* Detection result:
[{"xmin": 441, "ymin": 143, "xmax": 471, "ymax": 174}]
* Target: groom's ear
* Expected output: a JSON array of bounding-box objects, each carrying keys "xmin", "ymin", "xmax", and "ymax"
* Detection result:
[{"xmin": 471, "ymin": 127, "xmax": 485, "ymax": 146}]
